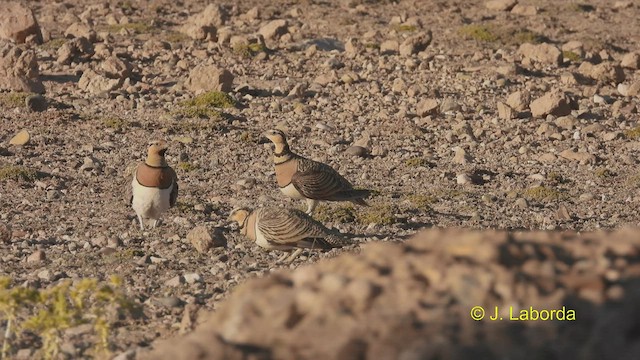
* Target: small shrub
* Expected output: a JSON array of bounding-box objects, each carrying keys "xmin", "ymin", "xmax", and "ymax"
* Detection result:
[
  {"xmin": 458, "ymin": 25, "xmax": 497, "ymax": 42},
  {"xmin": 314, "ymin": 204, "xmax": 357, "ymax": 224},
  {"xmin": 522, "ymin": 186, "xmax": 564, "ymax": 201},
  {"xmin": 0, "ymin": 276, "xmax": 138, "ymax": 359},
  {"xmin": 563, "ymin": 50, "xmax": 582, "ymax": 62},
  {"xmin": 40, "ymin": 38, "xmax": 66, "ymax": 51},
  {"xmin": 624, "ymin": 127, "xmax": 640, "ymax": 139},
  {"xmin": 0, "ymin": 92, "xmax": 30, "ymax": 108},
  {"xmin": 183, "ymin": 91, "xmax": 235, "ymax": 109},
  {"xmin": 232, "ymin": 42, "xmax": 267, "ymax": 58},
  {"xmin": 0, "ymin": 166, "xmax": 40, "ymax": 182},
  {"xmin": 595, "ymin": 168, "xmax": 615, "ymax": 178},
  {"xmin": 102, "ymin": 117, "xmax": 128, "ymax": 130},
  {"xmin": 357, "ymin": 204, "xmax": 397, "ymax": 226},
  {"xmin": 177, "ymin": 162, "xmax": 198, "ymax": 172},
  {"xmin": 405, "ymin": 194, "xmax": 436, "ymax": 211},
  {"xmin": 393, "ymin": 24, "xmax": 417, "ymax": 32},
  {"xmin": 404, "ymin": 158, "xmax": 431, "ymax": 167}
]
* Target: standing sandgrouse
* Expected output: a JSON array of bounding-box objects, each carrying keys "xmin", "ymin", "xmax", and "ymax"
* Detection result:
[
  {"xmin": 229, "ymin": 206, "xmax": 348, "ymax": 263},
  {"xmin": 262, "ymin": 129, "xmax": 371, "ymax": 215},
  {"xmin": 130, "ymin": 140, "xmax": 178, "ymax": 230}
]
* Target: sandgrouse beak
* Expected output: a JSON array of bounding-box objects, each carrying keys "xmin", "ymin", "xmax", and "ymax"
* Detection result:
[{"xmin": 258, "ymin": 132, "xmax": 270, "ymax": 144}]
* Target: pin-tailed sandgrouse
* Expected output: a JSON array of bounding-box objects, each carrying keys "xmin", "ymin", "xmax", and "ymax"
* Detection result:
[
  {"xmin": 229, "ymin": 206, "xmax": 348, "ymax": 263},
  {"xmin": 130, "ymin": 140, "xmax": 178, "ymax": 230},
  {"xmin": 263, "ymin": 129, "xmax": 371, "ymax": 215}
]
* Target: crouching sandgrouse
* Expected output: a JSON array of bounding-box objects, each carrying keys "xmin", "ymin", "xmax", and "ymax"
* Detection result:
[
  {"xmin": 229, "ymin": 206, "xmax": 348, "ymax": 263},
  {"xmin": 130, "ymin": 140, "xmax": 178, "ymax": 230}
]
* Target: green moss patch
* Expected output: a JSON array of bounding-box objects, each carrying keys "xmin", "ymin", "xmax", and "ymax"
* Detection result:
[
  {"xmin": 563, "ymin": 51, "xmax": 582, "ymax": 62},
  {"xmin": 233, "ymin": 42, "xmax": 267, "ymax": 58},
  {"xmin": 314, "ymin": 204, "xmax": 357, "ymax": 224},
  {"xmin": 0, "ymin": 166, "xmax": 40, "ymax": 182},
  {"xmin": 522, "ymin": 186, "xmax": 565, "ymax": 201},
  {"xmin": 0, "ymin": 92, "xmax": 30, "ymax": 108},
  {"xmin": 459, "ymin": 25, "xmax": 498, "ymax": 42}
]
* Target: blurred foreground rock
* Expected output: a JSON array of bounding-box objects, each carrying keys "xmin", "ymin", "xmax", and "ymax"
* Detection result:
[{"xmin": 146, "ymin": 228, "xmax": 640, "ymax": 360}]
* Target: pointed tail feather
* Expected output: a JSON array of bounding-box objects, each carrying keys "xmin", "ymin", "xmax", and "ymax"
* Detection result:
[{"xmin": 351, "ymin": 198, "xmax": 370, "ymax": 207}]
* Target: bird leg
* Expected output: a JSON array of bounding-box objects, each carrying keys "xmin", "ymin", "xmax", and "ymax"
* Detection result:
[
  {"xmin": 305, "ymin": 199, "xmax": 318, "ymax": 216},
  {"xmin": 137, "ymin": 215, "xmax": 145, "ymax": 230},
  {"xmin": 284, "ymin": 249, "xmax": 304, "ymax": 264},
  {"xmin": 276, "ymin": 252, "xmax": 290, "ymax": 263},
  {"xmin": 152, "ymin": 219, "xmax": 160, "ymax": 228}
]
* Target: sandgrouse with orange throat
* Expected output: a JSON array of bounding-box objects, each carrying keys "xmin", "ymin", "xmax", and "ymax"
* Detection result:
[
  {"xmin": 263, "ymin": 129, "xmax": 371, "ymax": 215},
  {"xmin": 130, "ymin": 140, "xmax": 178, "ymax": 230}
]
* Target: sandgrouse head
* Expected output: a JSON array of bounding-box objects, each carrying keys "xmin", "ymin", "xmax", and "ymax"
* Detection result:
[
  {"xmin": 147, "ymin": 140, "xmax": 169, "ymax": 157},
  {"xmin": 228, "ymin": 208, "xmax": 251, "ymax": 228},
  {"xmin": 263, "ymin": 129, "xmax": 287, "ymax": 145}
]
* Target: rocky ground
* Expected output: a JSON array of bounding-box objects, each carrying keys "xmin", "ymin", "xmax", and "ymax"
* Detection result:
[{"xmin": 0, "ymin": 0, "xmax": 639, "ymax": 358}]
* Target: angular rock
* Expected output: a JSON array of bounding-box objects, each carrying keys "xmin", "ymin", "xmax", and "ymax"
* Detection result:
[
  {"xmin": 27, "ymin": 249, "xmax": 46, "ymax": 263},
  {"xmin": 529, "ymin": 90, "xmax": 572, "ymax": 118},
  {"xmin": 511, "ymin": 4, "xmax": 537, "ymax": 16},
  {"xmin": 101, "ymin": 56, "xmax": 132, "ymax": 79},
  {"xmin": 64, "ymin": 23, "xmax": 96, "ymax": 42},
  {"xmin": 399, "ymin": 31, "xmax": 432, "ymax": 56},
  {"xmin": 518, "ymin": 43, "xmax": 562, "ymax": 67},
  {"xmin": 180, "ymin": 4, "xmax": 228, "ymax": 40},
  {"xmin": 578, "ymin": 61, "xmax": 625, "ymax": 84},
  {"xmin": 0, "ymin": 42, "xmax": 44, "ymax": 93},
  {"xmin": 621, "ymin": 52, "xmax": 640, "ymax": 70},
  {"xmin": 452, "ymin": 147, "xmax": 472, "ymax": 164},
  {"xmin": 57, "ymin": 37, "xmax": 94, "ymax": 64},
  {"xmin": 78, "ymin": 68, "xmax": 123, "ymax": 94},
  {"xmin": 506, "ymin": 90, "xmax": 530, "ymax": 111},
  {"xmin": 9, "ymin": 129, "xmax": 30, "ymax": 145},
  {"xmin": 485, "ymin": 0, "xmax": 518, "ymax": 11},
  {"xmin": 627, "ymin": 81, "xmax": 640, "ymax": 97},
  {"xmin": 416, "ymin": 98, "xmax": 439, "ymax": 116},
  {"xmin": 185, "ymin": 65, "xmax": 234, "ymax": 93},
  {"xmin": 187, "ymin": 226, "xmax": 227, "ymax": 253},
  {"xmin": 559, "ymin": 149, "xmax": 595, "ymax": 163},
  {"xmin": 0, "ymin": 2, "xmax": 42, "ymax": 44},
  {"xmin": 497, "ymin": 101, "xmax": 514, "ymax": 120},
  {"xmin": 345, "ymin": 146, "xmax": 368, "ymax": 158},
  {"xmin": 379, "ymin": 40, "xmax": 399, "ymax": 54},
  {"xmin": 258, "ymin": 19, "xmax": 288, "ymax": 41}
]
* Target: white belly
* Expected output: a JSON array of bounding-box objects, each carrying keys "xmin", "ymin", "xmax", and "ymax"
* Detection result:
[
  {"xmin": 131, "ymin": 177, "xmax": 172, "ymax": 220},
  {"xmin": 254, "ymin": 226, "xmax": 293, "ymax": 251},
  {"xmin": 280, "ymin": 183, "xmax": 305, "ymax": 199}
]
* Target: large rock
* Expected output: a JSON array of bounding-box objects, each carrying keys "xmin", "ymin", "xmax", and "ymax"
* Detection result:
[
  {"xmin": 258, "ymin": 19, "xmax": 289, "ymax": 41},
  {"xmin": 56, "ymin": 37, "xmax": 94, "ymax": 64},
  {"xmin": 518, "ymin": 43, "xmax": 562, "ymax": 67},
  {"xmin": 78, "ymin": 56, "xmax": 132, "ymax": 94},
  {"xmin": 180, "ymin": 4, "xmax": 228, "ymax": 40},
  {"xmin": 578, "ymin": 61, "xmax": 625, "ymax": 84},
  {"xmin": 187, "ymin": 226, "xmax": 227, "ymax": 253},
  {"xmin": 146, "ymin": 228, "xmax": 640, "ymax": 360},
  {"xmin": 0, "ymin": 2, "xmax": 42, "ymax": 44},
  {"xmin": 529, "ymin": 89, "xmax": 572, "ymax": 117},
  {"xmin": 399, "ymin": 30, "xmax": 432, "ymax": 56},
  {"xmin": 64, "ymin": 22, "xmax": 96, "ymax": 42},
  {"xmin": 621, "ymin": 52, "xmax": 640, "ymax": 69},
  {"xmin": 185, "ymin": 64, "xmax": 234, "ymax": 93},
  {"xmin": 0, "ymin": 41, "xmax": 44, "ymax": 93},
  {"xmin": 485, "ymin": 0, "xmax": 518, "ymax": 11}
]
